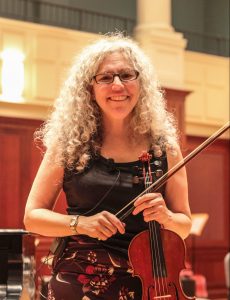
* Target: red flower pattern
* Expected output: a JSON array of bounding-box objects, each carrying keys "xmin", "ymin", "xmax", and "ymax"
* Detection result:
[
  {"xmin": 86, "ymin": 265, "xmax": 95, "ymax": 274},
  {"xmin": 77, "ymin": 274, "xmax": 91, "ymax": 285}
]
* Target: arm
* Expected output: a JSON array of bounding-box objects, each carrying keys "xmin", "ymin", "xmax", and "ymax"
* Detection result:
[
  {"xmin": 24, "ymin": 153, "xmax": 125, "ymax": 239},
  {"xmin": 24, "ymin": 153, "xmax": 72, "ymax": 237},
  {"xmin": 133, "ymin": 145, "xmax": 192, "ymax": 239},
  {"xmin": 162, "ymin": 145, "xmax": 192, "ymax": 239}
]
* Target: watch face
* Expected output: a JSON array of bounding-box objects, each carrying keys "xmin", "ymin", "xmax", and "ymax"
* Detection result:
[
  {"xmin": 70, "ymin": 216, "xmax": 79, "ymax": 232},
  {"xmin": 70, "ymin": 218, "xmax": 76, "ymax": 227}
]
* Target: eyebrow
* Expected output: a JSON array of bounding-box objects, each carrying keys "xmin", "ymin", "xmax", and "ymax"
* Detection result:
[{"xmin": 97, "ymin": 68, "xmax": 133, "ymax": 74}]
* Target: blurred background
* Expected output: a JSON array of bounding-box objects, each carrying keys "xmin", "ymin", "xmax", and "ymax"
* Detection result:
[{"xmin": 0, "ymin": 0, "xmax": 229, "ymax": 299}]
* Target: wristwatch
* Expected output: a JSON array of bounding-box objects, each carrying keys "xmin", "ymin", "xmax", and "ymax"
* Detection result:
[{"xmin": 69, "ymin": 215, "xmax": 80, "ymax": 234}]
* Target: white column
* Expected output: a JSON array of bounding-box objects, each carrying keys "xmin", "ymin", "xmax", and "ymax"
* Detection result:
[
  {"xmin": 137, "ymin": 0, "xmax": 172, "ymax": 30},
  {"xmin": 135, "ymin": 0, "xmax": 187, "ymax": 89}
]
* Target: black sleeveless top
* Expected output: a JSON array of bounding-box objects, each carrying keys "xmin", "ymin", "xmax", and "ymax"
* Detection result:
[{"xmin": 63, "ymin": 151, "xmax": 168, "ymax": 257}]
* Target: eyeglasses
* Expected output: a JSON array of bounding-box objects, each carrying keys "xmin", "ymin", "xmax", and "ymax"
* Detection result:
[{"xmin": 93, "ymin": 70, "xmax": 139, "ymax": 84}]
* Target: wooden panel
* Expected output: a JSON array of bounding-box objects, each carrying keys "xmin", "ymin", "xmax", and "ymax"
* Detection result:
[
  {"xmin": 0, "ymin": 116, "xmax": 67, "ymax": 229},
  {"xmin": 186, "ymin": 136, "xmax": 229, "ymax": 246},
  {"xmin": 185, "ymin": 135, "xmax": 229, "ymax": 299},
  {"xmin": 0, "ymin": 118, "xmax": 37, "ymax": 228},
  {"xmin": 164, "ymin": 87, "xmax": 190, "ymax": 147},
  {"xmin": 0, "ymin": 132, "xmax": 20, "ymax": 227}
]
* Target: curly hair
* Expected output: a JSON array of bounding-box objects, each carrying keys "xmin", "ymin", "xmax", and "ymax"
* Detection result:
[{"xmin": 36, "ymin": 33, "xmax": 178, "ymax": 171}]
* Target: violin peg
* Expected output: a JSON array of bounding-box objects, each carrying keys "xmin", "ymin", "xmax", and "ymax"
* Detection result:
[
  {"xmin": 153, "ymin": 145, "xmax": 163, "ymax": 157},
  {"xmin": 153, "ymin": 160, "xmax": 162, "ymax": 167},
  {"xmin": 155, "ymin": 169, "xmax": 163, "ymax": 177},
  {"xmin": 133, "ymin": 176, "xmax": 140, "ymax": 184}
]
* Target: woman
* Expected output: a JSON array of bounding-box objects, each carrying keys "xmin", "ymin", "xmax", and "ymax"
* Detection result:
[{"xmin": 24, "ymin": 33, "xmax": 192, "ymax": 300}]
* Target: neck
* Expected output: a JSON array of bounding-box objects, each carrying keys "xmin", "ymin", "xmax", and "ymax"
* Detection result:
[{"xmin": 102, "ymin": 116, "xmax": 131, "ymax": 138}]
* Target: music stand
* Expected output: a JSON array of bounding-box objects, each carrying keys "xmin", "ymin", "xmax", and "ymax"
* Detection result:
[{"xmin": 190, "ymin": 213, "xmax": 209, "ymax": 271}]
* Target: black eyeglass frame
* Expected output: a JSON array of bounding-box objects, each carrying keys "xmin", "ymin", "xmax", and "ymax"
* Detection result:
[{"xmin": 92, "ymin": 70, "xmax": 140, "ymax": 84}]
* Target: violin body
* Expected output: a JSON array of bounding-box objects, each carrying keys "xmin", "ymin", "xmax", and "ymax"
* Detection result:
[{"xmin": 128, "ymin": 228, "xmax": 195, "ymax": 300}]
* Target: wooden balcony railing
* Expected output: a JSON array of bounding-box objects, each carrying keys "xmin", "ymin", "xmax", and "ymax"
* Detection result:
[{"xmin": 0, "ymin": 0, "xmax": 136, "ymax": 35}]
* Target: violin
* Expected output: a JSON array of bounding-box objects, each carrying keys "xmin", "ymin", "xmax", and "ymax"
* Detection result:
[
  {"xmin": 115, "ymin": 122, "xmax": 229, "ymax": 300},
  {"xmin": 129, "ymin": 151, "xmax": 192, "ymax": 300}
]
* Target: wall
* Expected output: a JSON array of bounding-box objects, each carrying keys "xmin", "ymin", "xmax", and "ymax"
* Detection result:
[
  {"xmin": 1, "ymin": 18, "xmax": 229, "ymax": 135},
  {"xmin": 185, "ymin": 135, "xmax": 229, "ymax": 298},
  {"xmin": 184, "ymin": 51, "xmax": 229, "ymax": 137},
  {"xmin": 0, "ymin": 17, "xmax": 99, "ymax": 119}
]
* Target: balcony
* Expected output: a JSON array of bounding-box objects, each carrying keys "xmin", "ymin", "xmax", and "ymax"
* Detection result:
[{"xmin": 0, "ymin": 0, "xmax": 136, "ymax": 35}]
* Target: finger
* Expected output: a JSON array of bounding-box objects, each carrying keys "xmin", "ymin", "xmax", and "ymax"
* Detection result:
[
  {"xmin": 134, "ymin": 193, "xmax": 162, "ymax": 206},
  {"xmin": 99, "ymin": 218, "xmax": 117, "ymax": 235},
  {"xmin": 97, "ymin": 230, "xmax": 109, "ymax": 241},
  {"xmin": 99, "ymin": 224, "xmax": 116, "ymax": 238},
  {"xmin": 110, "ymin": 217, "xmax": 126, "ymax": 234},
  {"xmin": 105, "ymin": 212, "xmax": 125, "ymax": 234},
  {"xmin": 133, "ymin": 194, "xmax": 165, "ymax": 215},
  {"xmin": 142, "ymin": 206, "xmax": 158, "ymax": 217},
  {"xmin": 143, "ymin": 203, "xmax": 166, "ymax": 216},
  {"xmin": 100, "ymin": 211, "xmax": 125, "ymax": 235},
  {"xmin": 132, "ymin": 199, "xmax": 156, "ymax": 215},
  {"xmin": 144, "ymin": 206, "xmax": 171, "ymax": 223},
  {"xmin": 143, "ymin": 211, "xmax": 159, "ymax": 222}
]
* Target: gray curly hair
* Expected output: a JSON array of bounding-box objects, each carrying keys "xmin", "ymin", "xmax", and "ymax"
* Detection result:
[{"xmin": 36, "ymin": 33, "xmax": 178, "ymax": 171}]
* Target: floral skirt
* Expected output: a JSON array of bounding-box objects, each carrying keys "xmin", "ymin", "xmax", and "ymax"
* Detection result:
[{"xmin": 48, "ymin": 235, "xmax": 142, "ymax": 300}]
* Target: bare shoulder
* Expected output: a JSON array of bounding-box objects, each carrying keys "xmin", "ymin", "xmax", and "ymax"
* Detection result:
[
  {"xmin": 165, "ymin": 143, "xmax": 184, "ymax": 168},
  {"xmin": 164, "ymin": 143, "xmax": 190, "ymax": 217},
  {"xmin": 25, "ymin": 153, "xmax": 64, "ymax": 210},
  {"xmin": 37, "ymin": 152, "xmax": 64, "ymax": 184},
  {"xmin": 165, "ymin": 143, "xmax": 188, "ymax": 199}
]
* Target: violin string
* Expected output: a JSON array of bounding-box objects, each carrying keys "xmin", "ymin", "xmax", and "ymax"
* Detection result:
[
  {"xmin": 146, "ymin": 165, "xmax": 169, "ymax": 299},
  {"xmin": 145, "ymin": 172, "xmax": 161, "ymax": 298},
  {"xmin": 147, "ymin": 172, "xmax": 167, "ymax": 298},
  {"xmin": 152, "ymin": 222, "xmax": 169, "ymax": 298},
  {"xmin": 146, "ymin": 159, "xmax": 162, "ymax": 296},
  {"xmin": 151, "ymin": 221, "xmax": 163, "ymax": 297}
]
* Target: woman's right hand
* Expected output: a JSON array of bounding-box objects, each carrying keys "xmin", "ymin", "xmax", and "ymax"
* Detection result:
[{"xmin": 77, "ymin": 211, "xmax": 126, "ymax": 241}]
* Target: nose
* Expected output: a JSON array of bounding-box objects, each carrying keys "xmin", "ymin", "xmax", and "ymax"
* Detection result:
[{"xmin": 111, "ymin": 75, "xmax": 124, "ymax": 90}]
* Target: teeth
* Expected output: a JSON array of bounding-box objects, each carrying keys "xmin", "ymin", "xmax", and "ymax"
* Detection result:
[{"xmin": 110, "ymin": 96, "xmax": 128, "ymax": 100}]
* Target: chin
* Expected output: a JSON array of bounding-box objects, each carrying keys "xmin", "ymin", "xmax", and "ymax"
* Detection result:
[{"xmin": 109, "ymin": 113, "xmax": 134, "ymax": 123}]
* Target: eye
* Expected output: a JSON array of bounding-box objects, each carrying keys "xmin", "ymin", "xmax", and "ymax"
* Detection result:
[
  {"xmin": 96, "ymin": 73, "xmax": 113, "ymax": 83},
  {"xmin": 120, "ymin": 71, "xmax": 136, "ymax": 81}
]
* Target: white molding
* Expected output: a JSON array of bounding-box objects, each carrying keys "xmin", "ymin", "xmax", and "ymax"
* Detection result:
[{"xmin": 0, "ymin": 99, "xmax": 52, "ymax": 120}]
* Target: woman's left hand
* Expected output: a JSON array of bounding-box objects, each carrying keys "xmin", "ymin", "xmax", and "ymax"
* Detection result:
[{"xmin": 132, "ymin": 192, "xmax": 172, "ymax": 226}]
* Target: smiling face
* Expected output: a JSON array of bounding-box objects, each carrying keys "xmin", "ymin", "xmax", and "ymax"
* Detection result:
[{"xmin": 92, "ymin": 52, "xmax": 140, "ymax": 123}]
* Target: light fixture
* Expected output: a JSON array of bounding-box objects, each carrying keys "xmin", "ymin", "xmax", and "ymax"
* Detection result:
[{"xmin": 1, "ymin": 48, "xmax": 25, "ymax": 102}]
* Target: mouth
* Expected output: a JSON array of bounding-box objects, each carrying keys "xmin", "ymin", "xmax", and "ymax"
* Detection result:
[{"xmin": 108, "ymin": 96, "xmax": 129, "ymax": 102}]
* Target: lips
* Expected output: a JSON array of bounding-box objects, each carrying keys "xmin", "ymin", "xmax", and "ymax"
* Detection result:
[{"xmin": 108, "ymin": 96, "xmax": 129, "ymax": 101}]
